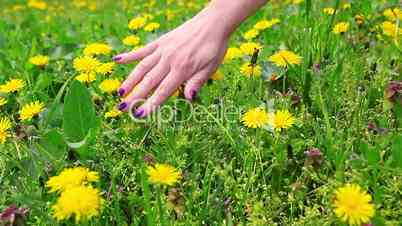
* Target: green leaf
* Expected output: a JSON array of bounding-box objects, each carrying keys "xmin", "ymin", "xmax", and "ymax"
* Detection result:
[
  {"xmin": 40, "ymin": 129, "xmax": 67, "ymax": 160},
  {"xmin": 63, "ymin": 80, "xmax": 99, "ymax": 144},
  {"xmin": 391, "ymin": 135, "xmax": 402, "ymax": 169},
  {"xmin": 360, "ymin": 142, "xmax": 380, "ymax": 167}
]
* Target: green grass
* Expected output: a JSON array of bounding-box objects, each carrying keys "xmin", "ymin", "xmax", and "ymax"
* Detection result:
[{"xmin": 0, "ymin": 0, "xmax": 402, "ymax": 225}]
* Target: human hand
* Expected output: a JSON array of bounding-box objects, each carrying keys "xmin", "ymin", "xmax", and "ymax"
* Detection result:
[{"xmin": 113, "ymin": 7, "xmax": 230, "ymax": 118}]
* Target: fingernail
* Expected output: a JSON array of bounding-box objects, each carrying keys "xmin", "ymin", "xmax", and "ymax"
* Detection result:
[
  {"xmin": 112, "ymin": 56, "xmax": 122, "ymax": 61},
  {"xmin": 118, "ymin": 88, "xmax": 125, "ymax": 97},
  {"xmin": 190, "ymin": 90, "xmax": 197, "ymax": 101},
  {"xmin": 133, "ymin": 108, "xmax": 144, "ymax": 118},
  {"xmin": 118, "ymin": 102, "xmax": 127, "ymax": 111}
]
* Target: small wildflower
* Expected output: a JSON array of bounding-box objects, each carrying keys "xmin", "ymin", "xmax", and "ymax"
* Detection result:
[
  {"xmin": 333, "ymin": 22, "xmax": 350, "ymax": 34},
  {"xmin": 122, "ymin": 35, "xmax": 140, "ymax": 46},
  {"xmin": 73, "ymin": 56, "xmax": 100, "ymax": 73},
  {"xmin": 29, "ymin": 55, "xmax": 49, "ymax": 66},
  {"xmin": 46, "ymin": 167, "xmax": 99, "ymax": 193},
  {"xmin": 268, "ymin": 110, "xmax": 296, "ymax": 131},
  {"xmin": 99, "ymin": 79, "xmax": 121, "ymax": 93},
  {"xmin": 75, "ymin": 73, "xmax": 96, "ymax": 83},
  {"xmin": 210, "ymin": 70, "xmax": 224, "ymax": 81},
  {"xmin": 0, "ymin": 117, "xmax": 12, "ymax": 144},
  {"xmin": 240, "ymin": 63, "xmax": 262, "ymax": 77},
  {"xmin": 144, "ymin": 22, "xmax": 160, "ymax": 32},
  {"xmin": 240, "ymin": 42, "xmax": 262, "ymax": 55},
  {"xmin": 128, "ymin": 17, "xmax": 146, "ymax": 30},
  {"xmin": 241, "ymin": 108, "xmax": 269, "ymax": 128},
  {"xmin": 224, "ymin": 47, "xmax": 243, "ymax": 62},
  {"xmin": 0, "ymin": 97, "xmax": 7, "ymax": 107},
  {"xmin": 323, "ymin": 7, "xmax": 336, "ymax": 15},
  {"xmin": 0, "ymin": 79, "xmax": 25, "ymax": 93},
  {"xmin": 83, "ymin": 43, "xmax": 112, "ymax": 56},
  {"xmin": 146, "ymin": 164, "xmax": 182, "ymax": 186},
  {"xmin": 243, "ymin": 29, "xmax": 260, "ymax": 40},
  {"xmin": 96, "ymin": 62, "xmax": 115, "ymax": 75},
  {"xmin": 254, "ymin": 18, "xmax": 280, "ymax": 30},
  {"xmin": 52, "ymin": 185, "xmax": 104, "ymax": 223},
  {"xmin": 19, "ymin": 101, "xmax": 45, "ymax": 121},
  {"xmin": 268, "ymin": 50, "xmax": 302, "ymax": 67},
  {"xmin": 333, "ymin": 184, "xmax": 375, "ymax": 225},
  {"xmin": 105, "ymin": 109, "xmax": 122, "ymax": 118}
]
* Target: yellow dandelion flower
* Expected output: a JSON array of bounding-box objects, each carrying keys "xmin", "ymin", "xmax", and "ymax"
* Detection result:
[
  {"xmin": 211, "ymin": 70, "xmax": 224, "ymax": 81},
  {"xmin": 342, "ymin": 3, "xmax": 351, "ymax": 10},
  {"xmin": 254, "ymin": 18, "xmax": 280, "ymax": 30},
  {"xmin": 75, "ymin": 73, "xmax": 97, "ymax": 83},
  {"xmin": 28, "ymin": 0, "xmax": 47, "ymax": 10},
  {"xmin": 355, "ymin": 15, "xmax": 364, "ymax": 25},
  {"xmin": 99, "ymin": 79, "xmax": 121, "ymax": 93},
  {"xmin": 381, "ymin": 21, "xmax": 401, "ymax": 39},
  {"xmin": 224, "ymin": 47, "xmax": 243, "ymax": 62},
  {"xmin": 146, "ymin": 164, "xmax": 181, "ymax": 186},
  {"xmin": 144, "ymin": 22, "xmax": 160, "ymax": 32},
  {"xmin": 240, "ymin": 42, "xmax": 262, "ymax": 55},
  {"xmin": 383, "ymin": 8, "xmax": 402, "ymax": 22},
  {"xmin": 105, "ymin": 109, "xmax": 122, "ymax": 119},
  {"xmin": 19, "ymin": 101, "xmax": 45, "ymax": 121},
  {"xmin": 83, "ymin": 43, "xmax": 112, "ymax": 56},
  {"xmin": 73, "ymin": 56, "xmax": 100, "ymax": 73},
  {"xmin": 29, "ymin": 55, "xmax": 49, "ymax": 66},
  {"xmin": 241, "ymin": 108, "xmax": 269, "ymax": 128},
  {"xmin": 323, "ymin": 7, "xmax": 336, "ymax": 15},
  {"xmin": 96, "ymin": 62, "xmax": 115, "ymax": 75},
  {"xmin": 46, "ymin": 167, "xmax": 99, "ymax": 193},
  {"xmin": 128, "ymin": 17, "xmax": 146, "ymax": 30},
  {"xmin": 333, "ymin": 22, "xmax": 350, "ymax": 34},
  {"xmin": 333, "ymin": 184, "xmax": 375, "ymax": 226},
  {"xmin": 0, "ymin": 117, "xmax": 12, "ymax": 144},
  {"xmin": 52, "ymin": 185, "xmax": 104, "ymax": 223},
  {"xmin": 268, "ymin": 110, "xmax": 296, "ymax": 131},
  {"xmin": 240, "ymin": 63, "xmax": 262, "ymax": 77},
  {"xmin": 122, "ymin": 35, "xmax": 140, "ymax": 46},
  {"xmin": 243, "ymin": 29, "xmax": 260, "ymax": 40},
  {"xmin": 268, "ymin": 50, "xmax": 302, "ymax": 67},
  {"xmin": 0, "ymin": 97, "xmax": 8, "ymax": 107},
  {"xmin": 0, "ymin": 79, "xmax": 25, "ymax": 93}
]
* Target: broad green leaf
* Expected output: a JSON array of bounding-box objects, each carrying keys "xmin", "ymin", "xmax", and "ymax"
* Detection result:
[
  {"xmin": 391, "ymin": 135, "xmax": 402, "ymax": 169},
  {"xmin": 40, "ymin": 129, "xmax": 67, "ymax": 160},
  {"xmin": 63, "ymin": 80, "xmax": 99, "ymax": 144}
]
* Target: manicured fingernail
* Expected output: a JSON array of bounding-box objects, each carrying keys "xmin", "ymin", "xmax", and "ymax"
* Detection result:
[
  {"xmin": 112, "ymin": 56, "xmax": 122, "ymax": 61},
  {"xmin": 190, "ymin": 90, "xmax": 197, "ymax": 101},
  {"xmin": 118, "ymin": 102, "xmax": 127, "ymax": 111},
  {"xmin": 118, "ymin": 88, "xmax": 125, "ymax": 97},
  {"xmin": 133, "ymin": 108, "xmax": 144, "ymax": 118}
]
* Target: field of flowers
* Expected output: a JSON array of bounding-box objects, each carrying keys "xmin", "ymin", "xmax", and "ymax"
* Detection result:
[{"xmin": 0, "ymin": 0, "xmax": 401, "ymax": 225}]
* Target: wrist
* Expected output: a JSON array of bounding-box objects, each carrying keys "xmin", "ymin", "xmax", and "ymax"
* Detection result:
[{"xmin": 205, "ymin": 0, "xmax": 267, "ymax": 37}]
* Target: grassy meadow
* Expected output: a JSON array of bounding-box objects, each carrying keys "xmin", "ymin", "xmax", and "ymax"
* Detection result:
[{"xmin": 0, "ymin": 0, "xmax": 402, "ymax": 225}]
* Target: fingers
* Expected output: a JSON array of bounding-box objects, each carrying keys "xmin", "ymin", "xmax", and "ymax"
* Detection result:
[
  {"xmin": 133, "ymin": 69, "xmax": 185, "ymax": 118},
  {"xmin": 183, "ymin": 65, "xmax": 214, "ymax": 101},
  {"xmin": 119, "ymin": 59, "xmax": 170, "ymax": 112},
  {"xmin": 112, "ymin": 42, "xmax": 158, "ymax": 64},
  {"xmin": 118, "ymin": 51, "xmax": 161, "ymax": 97}
]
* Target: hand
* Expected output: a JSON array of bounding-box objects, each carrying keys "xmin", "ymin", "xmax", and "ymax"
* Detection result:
[{"xmin": 113, "ymin": 7, "xmax": 230, "ymax": 118}]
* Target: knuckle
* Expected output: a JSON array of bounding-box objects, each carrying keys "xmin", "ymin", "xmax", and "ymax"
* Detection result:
[
  {"xmin": 157, "ymin": 86, "xmax": 171, "ymax": 99},
  {"xmin": 137, "ymin": 61, "xmax": 151, "ymax": 71}
]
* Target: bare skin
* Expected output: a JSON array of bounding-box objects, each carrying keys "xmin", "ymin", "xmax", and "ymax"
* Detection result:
[{"xmin": 113, "ymin": 0, "xmax": 267, "ymax": 118}]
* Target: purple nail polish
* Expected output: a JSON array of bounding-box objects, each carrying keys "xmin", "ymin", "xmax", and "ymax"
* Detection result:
[
  {"xmin": 133, "ymin": 109, "xmax": 144, "ymax": 118},
  {"xmin": 118, "ymin": 88, "xmax": 125, "ymax": 97},
  {"xmin": 112, "ymin": 56, "xmax": 122, "ymax": 61},
  {"xmin": 190, "ymin": 90, "xmax": 197, "ymax": 100},
  {"xmin": 118, "ymin": 102, "xmax": 127, "ymax": 111}
]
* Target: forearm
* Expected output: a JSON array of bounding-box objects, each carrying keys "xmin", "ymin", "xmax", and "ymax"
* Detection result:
[{"xmin": 207, "ymin": 0, "xmax": 268, "ymax": 37}]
